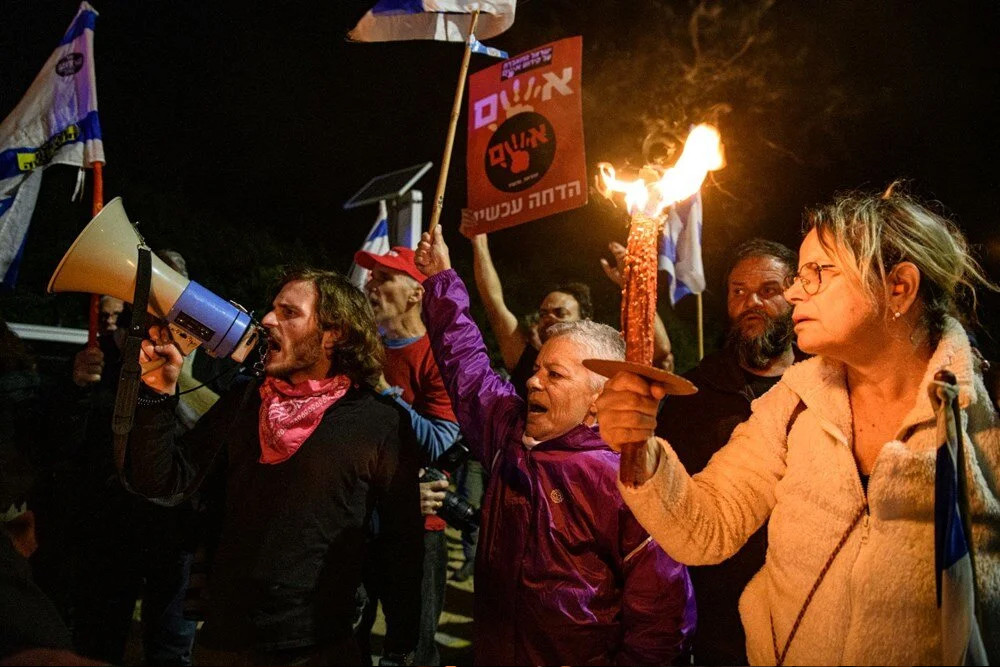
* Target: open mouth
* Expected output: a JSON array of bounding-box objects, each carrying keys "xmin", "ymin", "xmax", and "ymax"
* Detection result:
[
  {"xmin": 527, "ymin": 401, "xmax": 548, "ymax": 414},
  {"xmin": 268, "ymin": 338, "xmax": 282, "ymax": 352}
]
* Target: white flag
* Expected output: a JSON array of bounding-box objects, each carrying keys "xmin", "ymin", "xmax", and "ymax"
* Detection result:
[
  {"xmin": 658, "ymin": 191, "xmax": 705, "ymax": 305},
  {"xmin": 348, "ymin": 0, "xmax": 515, "ymax": 43},
  {"xmin": 0, "ymin": 2, "xmax": 104, "ymax": 287}
]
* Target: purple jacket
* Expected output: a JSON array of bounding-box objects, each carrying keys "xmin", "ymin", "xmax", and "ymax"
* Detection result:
[{"xmin": 423, "ymin": 270, "xmax": 696, "ymax": 666}]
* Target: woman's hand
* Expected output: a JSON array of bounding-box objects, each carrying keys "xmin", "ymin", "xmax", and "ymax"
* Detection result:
[
  {"xmin": 595, "ymin": 371, "xmax": 667, "ymax": 483},
  {"xmin": 595, "ymin": 371, "xmax": 667, "ymax": 450},
  {"xmin": 415, "ymin": 225, "xmax": 452, "ymax": 277}
]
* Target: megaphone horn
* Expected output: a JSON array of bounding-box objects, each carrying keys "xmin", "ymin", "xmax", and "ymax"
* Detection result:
[{"xmin": 48, "ymin": 197, "xmax": 263, "ymax": 364}]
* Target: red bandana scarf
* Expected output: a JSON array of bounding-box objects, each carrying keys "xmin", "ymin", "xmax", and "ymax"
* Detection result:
[{"xmin": 258, "ymin": 374, "xmax": 352, "ymax": 464}]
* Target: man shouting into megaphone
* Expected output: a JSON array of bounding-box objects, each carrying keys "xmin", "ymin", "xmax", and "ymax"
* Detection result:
[{"xmin": 123, "ymin": 267, "xmax": 424, "ymax": 666}]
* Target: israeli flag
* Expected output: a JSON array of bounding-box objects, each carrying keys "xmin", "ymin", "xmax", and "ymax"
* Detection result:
[
  {"xmin": 349, "ymin": 0, "xmax": 515, "ymax": 43},
  {"xmin": 658, "ymin": 191, "xmax": 705, "ymax": 305},
  {"xmin": 469, "ymin": 34, "xmax": 508, "ymax": 59},
  {"xmin": 931, "ymin": 377, "xmax": 987, "ymax": 666},
  {"xmin": 348, "ymin": 200, "xmax": 391, "ymax": 291},
  {"xmin": 0, "ymin": 2, "xmax": 104, "ymax": 288}
]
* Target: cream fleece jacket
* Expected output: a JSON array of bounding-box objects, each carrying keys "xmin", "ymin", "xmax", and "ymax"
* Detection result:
[{"xmin": 620, "ymin": 318, "xmax": 999, "ymax": 665}]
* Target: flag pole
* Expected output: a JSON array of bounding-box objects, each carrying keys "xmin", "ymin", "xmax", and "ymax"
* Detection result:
[
  {"xmin": 86, "ymin": 162, "xmax": 105, "ymax": 347},
  {"xmin": 696, "ymin": 292, "xmax": 704, "ymax": 360},
  {"xmin": 427, "ymin": 9, "xmax": 481, "ymax": 234}
]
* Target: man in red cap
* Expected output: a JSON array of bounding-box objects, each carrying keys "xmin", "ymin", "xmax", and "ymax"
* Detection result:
[{"xmin": 353, "ymin": 246, "xmax": 460, "ymax": 667}]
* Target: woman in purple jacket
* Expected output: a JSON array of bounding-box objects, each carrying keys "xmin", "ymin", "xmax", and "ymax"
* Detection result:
[{"xmin": 415, "ymin": 226, "xmax": 695, "ymax": 666}]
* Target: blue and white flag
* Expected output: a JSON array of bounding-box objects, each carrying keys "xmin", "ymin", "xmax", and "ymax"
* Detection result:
[
  {"xmin": 658, "ymin": 191, "xmax": 705, "ymax": 305},
  {"xmin": 931, "ymin": 377, "xmax": 988, "ymax": 666},
  {"xmin": 348, "ymin": 200, "xmax": 391, "ymax": 291},
  {"xmin": 349, "ymin": 1, "xmax": 515, "ymax": 43},
  {"xmin": 0, "ymin": 2, "xmax": 103, "ymax": 288},
  {"xmin": 469, "ymin": 34, "xmax": 507, "ymax": 59}
]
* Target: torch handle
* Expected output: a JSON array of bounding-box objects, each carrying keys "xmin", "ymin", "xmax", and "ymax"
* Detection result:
[
  {"xmin": 620, "ymin": 439, "xmax": 653, "ymax": 489},
  {"xmin": 617, "ymin": 211, "xmax": 662, "ymax": 487}
]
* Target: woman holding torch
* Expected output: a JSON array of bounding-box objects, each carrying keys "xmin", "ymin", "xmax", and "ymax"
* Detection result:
[{"xmin": 596, "ymin": 185, "xmax": 1000, "ymax": 665}]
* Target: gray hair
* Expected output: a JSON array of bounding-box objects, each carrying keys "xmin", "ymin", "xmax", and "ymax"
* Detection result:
[{"xmin": 546, "ymin": 320, "xmax": 625, "ymax": 391}]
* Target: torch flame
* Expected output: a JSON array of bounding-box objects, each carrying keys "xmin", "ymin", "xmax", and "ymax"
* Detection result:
[{"xmin": 597, "ymin": 123, "xmax": 724, "ymax": 218}]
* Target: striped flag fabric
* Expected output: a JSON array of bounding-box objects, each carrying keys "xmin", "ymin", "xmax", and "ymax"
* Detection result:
[
  {"xmin": 348, "ymin": 0, "xmax": 515, "ymax": 43},
  {"xmin": 0, "ymin": 2, "xmax": 104, "ymax": 289},
  {"xmin": 658, "ymin": 190, "xmax": 705, "ymax": 305},
  {"xmin": 931, "ymin": 374, "xmax": 988, "ymax": 666},
  {"xmin": 469, "ymin": 34, "xmax": 508, "ymax": 59},
  {"xmin": 348, "ymin": 200, "xmax": 391, "ymax": 291}
]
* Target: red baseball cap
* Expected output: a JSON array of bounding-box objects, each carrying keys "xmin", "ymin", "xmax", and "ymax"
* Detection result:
[{"xmin": 353, "ymin": 246, "xmax": 426, "ymax": 284}]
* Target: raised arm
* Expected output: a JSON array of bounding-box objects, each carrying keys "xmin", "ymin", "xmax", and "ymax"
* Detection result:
[
  {"xmin": 379, "ymin": 386, "xmax": 461, "ymax": 463},
  {"xmin": 596, "ymin": 371, "xmax": 796, "ymax": 565},
  {"xmin": 415, "ymin": 226, "xmax": 522, "ymax": 465},
  {"xmin": 462, "ymin": 209, "xmax": 525, "ymax": 371},
  {"xmin": 121, "ymin": 325, "xmax": 234, "ymax": 502}
]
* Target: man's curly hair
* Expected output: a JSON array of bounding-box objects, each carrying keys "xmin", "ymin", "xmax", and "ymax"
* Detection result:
[{"xmin": 275, "ymin": 268, "xmax": 384, "ymax": 387}]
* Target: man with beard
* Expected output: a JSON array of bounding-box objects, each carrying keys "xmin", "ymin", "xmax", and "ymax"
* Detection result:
[
  {"xmin": 655, "ymin": 238, "xmax": 801, "ymax": 666},
  {"xmin": 121, "ymin": 268, "xmax": 423, "ymax": 666}
]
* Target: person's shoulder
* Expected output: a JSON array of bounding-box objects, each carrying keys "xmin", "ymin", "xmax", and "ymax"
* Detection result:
[
  {"xmin": 340, "ymin": 384, "xmax": 399, "ymax": 412},
  {"xmin": 333, "ymin": 385, "xmax": 411, "ymax": 430},
  {"xmin": 558, "ymin": 429, "xmax": 620, "ymax": 474},
  {"xmin": 682, "ymin": 347, "xmax": 736, "ymax": 382}
]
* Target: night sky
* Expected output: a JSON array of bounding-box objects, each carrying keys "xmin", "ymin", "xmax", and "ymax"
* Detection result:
[{"xmin": 2, "ymin": 0, "xmax": 998, "ymax": 368}]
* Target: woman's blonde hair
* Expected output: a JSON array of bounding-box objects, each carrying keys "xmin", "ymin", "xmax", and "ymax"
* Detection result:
[{"xmin": 804, "ymin": 182, "xmax": 997, "ymax": 345}]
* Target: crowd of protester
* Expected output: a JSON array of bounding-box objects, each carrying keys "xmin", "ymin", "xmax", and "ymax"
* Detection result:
[{"xmin": 1, "ymin": 184, "xmax": 998, "ymax": 666}]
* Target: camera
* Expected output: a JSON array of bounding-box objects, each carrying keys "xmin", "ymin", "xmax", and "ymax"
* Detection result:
[{"xmin": 419, "ymin": 441, "xmax": 479, "ymax": 533}]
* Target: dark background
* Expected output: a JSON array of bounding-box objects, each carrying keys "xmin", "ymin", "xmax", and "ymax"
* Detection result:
[{"xmin": 2, "ymin": 0, "xmax": 998, "ymax": 371}]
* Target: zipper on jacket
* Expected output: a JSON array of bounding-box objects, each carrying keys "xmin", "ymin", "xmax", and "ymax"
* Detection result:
[
  {"xmin": 854, "ymin": 460, "xmax": 870, "ymax": 543},
  {"xmin": 852, "ymin": 454, "xmax": 881, "ymax": 543}
]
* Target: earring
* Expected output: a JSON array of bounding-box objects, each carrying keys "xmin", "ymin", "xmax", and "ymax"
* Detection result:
[{"xmin": 893, "ymin": 311, "xmax": 902, "ymax": 320}]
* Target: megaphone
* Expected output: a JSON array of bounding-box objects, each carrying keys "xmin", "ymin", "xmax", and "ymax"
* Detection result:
[{"xmin": 48, "ymin": 197, "xmax": 264, "ymax": 366}]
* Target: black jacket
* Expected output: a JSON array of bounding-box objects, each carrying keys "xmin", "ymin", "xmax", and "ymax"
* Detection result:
[
  {"xmin": 123, "ymin": 378, "xmax": 424, "ymax": 654},
  {"xmin": 656, "ymin": 345, "xmax": 802, "ymax": 666},
  {"xmin": 0, "ymin": 533, "xmax": 73, "ymax": 659}
]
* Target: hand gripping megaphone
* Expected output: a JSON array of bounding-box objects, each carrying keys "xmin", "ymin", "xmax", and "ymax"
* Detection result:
[{"xmin": 48, "ymin": 197, "xmax": 264, "ymax": 367}]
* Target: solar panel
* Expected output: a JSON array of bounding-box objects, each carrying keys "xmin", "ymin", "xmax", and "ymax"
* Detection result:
[{"xmin": 343, "ymin": 162, "xmax": 433, "ymax": 210}]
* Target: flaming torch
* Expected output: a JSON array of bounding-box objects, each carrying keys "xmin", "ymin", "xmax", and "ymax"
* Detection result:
[{"xmin": 585, "ymin": 123, "xmax": 725, "ymax": 487}]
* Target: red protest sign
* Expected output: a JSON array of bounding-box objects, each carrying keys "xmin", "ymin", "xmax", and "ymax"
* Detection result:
[{"xmin": 466, "ymin": 36, "xmax": 587, "ymax": 233}]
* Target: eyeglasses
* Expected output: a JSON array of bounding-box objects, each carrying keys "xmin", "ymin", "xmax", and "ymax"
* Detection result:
[{"xmin": 782, "ymin": 262, "xmax": 838, "ymax": 296}]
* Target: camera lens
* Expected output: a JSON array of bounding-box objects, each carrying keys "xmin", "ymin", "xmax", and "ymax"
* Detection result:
[{"xmin": 438, "ymin": 491, "xmax": 479, "ymax": 533}]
